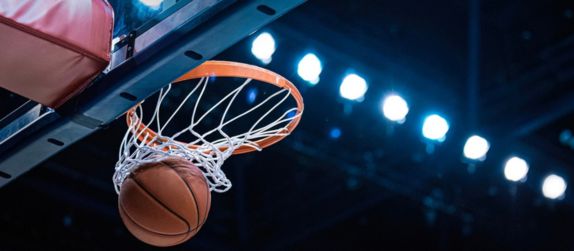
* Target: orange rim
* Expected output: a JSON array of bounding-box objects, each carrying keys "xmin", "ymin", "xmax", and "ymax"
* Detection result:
[{"xmin": 126, "ymin": 61, "xmax": 304, "ymax": 155}]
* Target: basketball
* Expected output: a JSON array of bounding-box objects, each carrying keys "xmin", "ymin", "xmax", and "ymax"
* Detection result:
[{"xmin": 118, "ymin": 157, "xmax": 211, "ymax": 247}]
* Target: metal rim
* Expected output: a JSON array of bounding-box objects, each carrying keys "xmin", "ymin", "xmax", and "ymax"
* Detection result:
[{"xmin": 126, "ymin": 60, "xmax": 304, "ymax": 155}]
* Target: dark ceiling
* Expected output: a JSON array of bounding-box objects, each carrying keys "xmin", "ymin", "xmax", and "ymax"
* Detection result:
[{"xmin": 2, "ymin": 0, "xmax": 574, "ymax": 250}]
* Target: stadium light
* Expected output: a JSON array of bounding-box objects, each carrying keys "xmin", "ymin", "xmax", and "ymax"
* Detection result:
[
  {"xmin": 463, "ymin": 135, "xmax": 490, "ymax": 160},
  {"xmin": 504, "ymin": 157, "xmax": 529, "ymax": 182},
  {"xmin": 297, "ymin": 53, "xmax": 322, "ymax": 85},
  {"xmin": 251, "ymin": 32, "xmax": 276, "ymax": 64},
  {"xmin": 381, "ymin": 94, "xmax": 409, "ymax": 123},
  {"xmin": 339, "ymin": 74, "xmax": 368, "ymax": 101},
  {"xmin": 422, "ymin": 114, "xmax": 449, "ymax": 142},
  {"xmin": 139, "ymin": 0, "xmax": 163, "ymax": 9},
  {"xmin": 542, "ymin": 174, "xmax": 567, "ymax": 199}
]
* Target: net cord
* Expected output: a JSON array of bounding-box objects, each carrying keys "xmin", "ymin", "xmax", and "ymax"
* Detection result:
[{"xmin": 113, "ymin": 77, "xmax": 300, "ymax": 193}]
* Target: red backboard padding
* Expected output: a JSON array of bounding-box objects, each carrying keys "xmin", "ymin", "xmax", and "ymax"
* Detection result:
[{"xmin": 0, "ymin": 0, "xmax": 114, "ymax": 108}]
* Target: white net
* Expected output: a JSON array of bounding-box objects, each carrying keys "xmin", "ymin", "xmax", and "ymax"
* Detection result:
[{"xmin": 113, "ymin": 76, "xmax": 301, "ymax": 194}]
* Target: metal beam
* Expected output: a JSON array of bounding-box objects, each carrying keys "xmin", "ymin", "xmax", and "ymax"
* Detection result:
[{"xmin": 0, "ymin": 0, "xmax": 306, "ymax": 188}]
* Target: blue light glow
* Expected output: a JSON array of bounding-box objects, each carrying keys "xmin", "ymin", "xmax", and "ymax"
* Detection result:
[
  {"xmin": 287, "ymin": 110, "xmax": 297, "ymax": 119},
  {"xmin": 246, "ymin": 88, "xmax": 257, "ymax": 104},
  {"xmin": 329, "ymin": 127, "xmax": 342, "ymax": 139}
]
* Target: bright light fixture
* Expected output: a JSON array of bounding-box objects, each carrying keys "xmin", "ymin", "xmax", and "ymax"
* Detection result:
[
  {"xmin": 297, "ymin": 53, "xmax": 322, "ymax": 85},
  {"xmin": 463, "ymin": 135, "xmax": 490, "ymax": 160},
  {"xmin": 251, "ymin": 32, "xmax": 276, "ymax": 64},
  {"xmin": 422, "ymin": 114, "xmax": 449, "ymax": 142},
  {"xmin": 382, "ymin": 94, "xmax": 409, "ymax": 123},
  {"xmin": 139, "ymin": 0, "xmax": 163, "ymax": 9},
  {"xmin": 504, "ymin": 157, "xmax": 529, "ymax": 182},
  {"xmin": 339, "ymin": 74, "xmax": 368, "ymax": 101},
  {"xmin": 542, "ymin": 174, "xmax": 567, "ymax": 199}
]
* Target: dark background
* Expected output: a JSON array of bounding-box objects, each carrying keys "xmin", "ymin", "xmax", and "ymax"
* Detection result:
[{"xmin": 2, "ymin": 0, "xmax": 574, "ymax": 250}]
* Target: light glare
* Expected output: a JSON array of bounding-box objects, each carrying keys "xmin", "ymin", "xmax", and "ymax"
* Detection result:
[
  {"xmin": 251, "ymin": 32, "xmax": 276, "ymax": 64},
  {"xmin": 339, "ymin": 74, "xmax": 368, "ymax": 101},
  {"xmin": 504, "ymin": 157, "xmax": 529, "ymax": 182},
  {"xmin": 463, "ymin": 135, "xmax": 490, "ymax": 160},
  {"xmin": 139, "ymin": 0, "xmax": 163, "ymax": 8},
  {"xmin": 297, "ymin": 53, "xmax": 322, "ymax": 85},
  {"xmin": 329, "ymin": 127, "xmax": 342, "ymax": 139},
  {"xmin": 542, "ymin": 174, "xmax": 567, "ymax": 199},
  {"xmin": 422, "ymin": 114, "xmax": 449, "ymax": 142},
  {"xmin": 246, "ymin": 88, "xmax": 257, "ymax": 104},
  {"xmin": 382, "ymin": 95, "xmax": 409, "ymax": 123}
]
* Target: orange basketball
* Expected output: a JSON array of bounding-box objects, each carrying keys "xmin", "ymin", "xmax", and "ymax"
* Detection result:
[{"xmin": 118, "ymin": 157, "xmax": 211, "ymax": 247}]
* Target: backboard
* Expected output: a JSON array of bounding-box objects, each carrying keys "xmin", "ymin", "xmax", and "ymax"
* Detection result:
[{"xmin": 0, "ymin": 0, "xmax": 305, "ymax": 187}]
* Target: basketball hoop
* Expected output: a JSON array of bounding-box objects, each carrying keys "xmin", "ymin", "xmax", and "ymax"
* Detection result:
[{"xmin": 113, "ymin": 61, "xmax": 304, "ymax": 193}]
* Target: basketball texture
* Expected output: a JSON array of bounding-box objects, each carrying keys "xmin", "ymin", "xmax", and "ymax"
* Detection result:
[{"xmin": 118, "ymin": 157, "xmax": 211, "ymax": 247}]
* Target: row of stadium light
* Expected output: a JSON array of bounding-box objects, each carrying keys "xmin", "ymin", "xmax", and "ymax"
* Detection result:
[
  {"xmin": 137, "ymin": 0, "xmax": 568, "ymax": 202},
  {"xmin": 135, "ymin": 0, "xmax": 570, "ymax": 202},
  {"xmin": 251, "ymin": 33, "xmax": 567, "ymax": 200}
]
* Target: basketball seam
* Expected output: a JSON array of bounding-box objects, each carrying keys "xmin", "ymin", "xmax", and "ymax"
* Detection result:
[
  {"xmin": 130, "ymin": 177, "xmax": 191, "ymax": 234},
  {"xmin": 168, "ymin": 163, "xmax": 211, "ymax": 226},
  {"xmin": 121, "ymin": 201, "xmax": 208, "ymax": 235},
  {"xmin": 161, "ymin": 161, "xmax": 203, "ymax": 229},
  {"xmin": 120, "ymin": 203, "xmax": 208, "ymax": 247},
  {"xmin": 204, "ymin": 171, "xmax": 211, "ymax": 224},
  {"xmin": 120, "ymin": 202, "xmax": 188, "ymax": 238},
  {"xmin": 176, "ymin": 167, "xmax": 203, "ymax": 227},
  {"xmin": 130, "ymin": 158, "xmax": 210, "ymax": 230}
]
